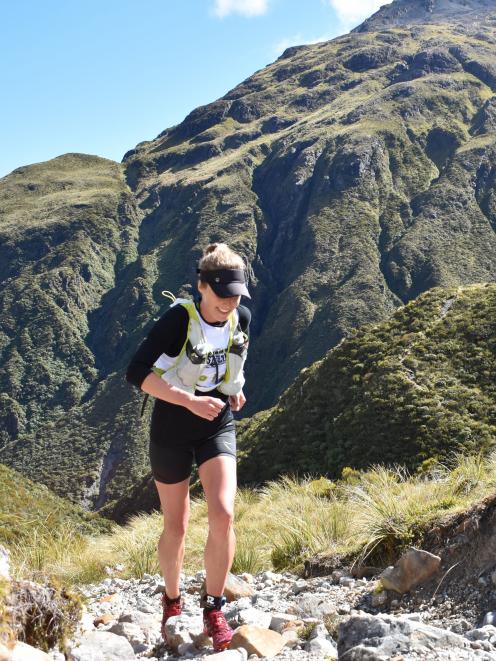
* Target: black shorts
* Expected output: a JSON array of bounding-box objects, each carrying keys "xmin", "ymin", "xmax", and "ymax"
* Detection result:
[{"xmin": 149, "ymin": 391, "xmax": 236, "ymax": 484}]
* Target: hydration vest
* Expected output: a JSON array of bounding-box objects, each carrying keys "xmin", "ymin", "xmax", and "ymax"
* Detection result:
[{"xmin": 140, "ymin": 298, "xmax": 248, "ymax": 416}]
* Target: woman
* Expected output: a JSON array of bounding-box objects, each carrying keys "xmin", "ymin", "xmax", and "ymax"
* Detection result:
[{"xmin": 125, "ymin": 243, "xmax": 251, "ymax": 652}]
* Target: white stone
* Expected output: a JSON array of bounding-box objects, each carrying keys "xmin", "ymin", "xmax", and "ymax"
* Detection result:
[
  {"xmin": 281, "ymin": 629, "xmax": 299, "ymax": 649},
  {"xmin": 237, "ymin": 607, "xmax": 272, "ymax": 628},
  {"xmin": 206, "ymin": 650, "xmax": 244, "ymax": 660},
  {"xmin": 240, "ymin": 573, "xmax": 254, "ymax": 584},
  {"xmin": 305, "ymin": 636, "xmax": 338, "ymax": 657},
  {"xmin": 108, "ymin": 621, "xmax": 149, "ymax": 652},
  {"xmin": 483, "ymin": 612, "xmax": 496, "ymax": 627},
  {"xmin": 269, "ymin": 612, "xmax": 298, "ymax": 632},
  {"xmin": 47, "ymin": 651, "xmax": 65, "ymax": 661},
  {"xmin": 10, "ymin": 642, "xmax": 52, "ymax": 660},
  {"xmin": 291, "ymin": 579, "xmax": 308, "ymax": 595},
  {"xmin": 79, "ymin": 609, "xmax": 95, "ymax": 633},
  {"xmin": 309, "ymin": 623, "xmax": 329, "ymax": 640},
  {"xmin": 261, "ymin": 571, "xmax": 282, "ymax": 582},
  {"xmin": 163, "ymin": 613, "xmax": 207, "ymax": 651},
  {"xmin": 68, "ymin": 631, "xmax": 135, "ymax": 661}
]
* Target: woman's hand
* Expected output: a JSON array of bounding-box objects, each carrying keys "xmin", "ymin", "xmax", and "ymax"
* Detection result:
[
  {"xmin": 187, "ymin": 395, "xmax": 225, "ymax": 421},
  {"xmin": 229, "ymin": 390, "xmax": 246, "ymax": 412}
]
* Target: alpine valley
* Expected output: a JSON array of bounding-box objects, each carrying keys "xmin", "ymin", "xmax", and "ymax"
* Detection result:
[{"xmin": 1, "ymin": 0, "xmax": 496, "ymax": 514}]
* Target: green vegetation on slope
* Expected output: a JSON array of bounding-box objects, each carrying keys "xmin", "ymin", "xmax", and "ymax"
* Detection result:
[
  {"xmin": 0, "ymin": 463, "xmax": 113, "ymax": 582},
  {"xmin": 237, "ymin": 283, "xmax": 496, "ymax": 483},
  {"xmin": 0, "ymin": 154, "xmax": 152, "ymax": 507}
]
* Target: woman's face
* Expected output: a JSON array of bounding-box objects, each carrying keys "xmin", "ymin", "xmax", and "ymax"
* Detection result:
[{"xmin": 198, "ymin": 281, "xmax": 241, "ymax": 324}]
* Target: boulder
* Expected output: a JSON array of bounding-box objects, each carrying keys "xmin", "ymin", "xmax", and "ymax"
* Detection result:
[
  {"xmin": 295, "ymin": 593, "xmax": 337, "ymax": 619},
  {"xmin": 68, "ymin": 630, "xmax": 136, "ymax": 661},
  {"xmin": 230, "ymin": 625, "xmax": 285, "ymax": 658},
  {"xmin": 108, "ymin": 621, "xmax": 148, "ymax": 653},
  {"xmin": 269, "ymin": 612, "xmax": 298, "ymax": 632},
  {"xmin": 281, "ymin": 629, "xmax": 299, "ymax": 648},
  {"xmin": 338, "ymin": 613, "xmax": 473, "ymax": 659},
  {"xmin": 236, "ymin": 608, "xmax": 271, "ymax": 629},
  {"xmin": 380, "ymin": 548, "xmax": 441, "ymax": 594},
  {"xmin": 305, "ymin": 636, "xmax": 338, "ymax": 657},
  {"xmin": 117, "ymin": 610, "xmax": 161, "ymax": 642},
  {"xmin": 161, "ymin": 613, "xmax": 207, "ymax": 652},
  {"xmin": 207, "ymin": 650, "xmax": 245, "ymax": 660},
  {"xmin": 10, "ymin": 642, "xmax": 52, "ymax": 660},
  {"xmin": 224, "ymin": 574, "xmax": 256, "ymax": 601}
]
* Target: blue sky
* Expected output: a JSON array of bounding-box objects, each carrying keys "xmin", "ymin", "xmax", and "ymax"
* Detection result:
[{"xmin": 0, "ymin": 0, "xmax": 387, "ymax": 178}]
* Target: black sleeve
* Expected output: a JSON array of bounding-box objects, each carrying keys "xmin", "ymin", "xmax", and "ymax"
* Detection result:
[
  {"xmin": 125, "ymin": 304, "xmax": 189, "ymax": 390},
  {"xmin": 238, "ymin": 305, "xmax": 251, "ymax": 335}
]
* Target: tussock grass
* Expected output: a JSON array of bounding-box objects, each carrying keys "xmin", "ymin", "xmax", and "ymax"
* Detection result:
[{"xmin": 8, "ymin": 452, "xmax": 496, "ymax": 587}]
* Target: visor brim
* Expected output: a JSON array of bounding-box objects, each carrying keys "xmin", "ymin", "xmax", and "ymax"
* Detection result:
[{"xmin": 210, "ymin": 282, "xmax": 251, "ymax": 299}]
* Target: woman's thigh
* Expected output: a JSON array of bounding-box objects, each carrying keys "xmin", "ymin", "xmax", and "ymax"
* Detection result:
[{"xmin": 198, "ymin": 455, "xmax": 237, "ymax": 521}]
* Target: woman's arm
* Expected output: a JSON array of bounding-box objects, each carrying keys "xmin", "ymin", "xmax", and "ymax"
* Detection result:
[{"xmin": 140, "ymin": 372, "xmax": 224, "ymax": 420}]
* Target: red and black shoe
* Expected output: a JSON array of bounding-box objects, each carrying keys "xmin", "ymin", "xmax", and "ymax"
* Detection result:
[
  {"xmin": 203, "ymin": 607, "xmax": 234, "ymax": 652},
  {"xmin": 161, "ymin": 591, "xmax": 182, "ymax": 643}
]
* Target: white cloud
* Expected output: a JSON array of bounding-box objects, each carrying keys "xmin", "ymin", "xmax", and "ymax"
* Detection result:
[
  {"xmin": 213, "ymin": 0, "xmax": 269, "ymax": 18},
  {"xmin": 273, "ymin": 31, "xmax": 337, "ymax": 57},
  {"xmin": 328, "ymin": 0, "xmax": 392, "ymax": 26}
]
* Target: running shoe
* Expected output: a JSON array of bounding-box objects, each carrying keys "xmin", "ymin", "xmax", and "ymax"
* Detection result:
[
  {"xmin": 161, "ymin": 591, "xmax": 182, "ymax": 642},
  {"xmin": 203, "ymin": 607, "xmax": 234, "ymax": 651}
]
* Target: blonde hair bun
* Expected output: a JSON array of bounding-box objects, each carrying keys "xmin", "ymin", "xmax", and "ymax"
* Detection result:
[{"xmin": 199, "ymin": 243, "xmax": 245, "ymax": 271}]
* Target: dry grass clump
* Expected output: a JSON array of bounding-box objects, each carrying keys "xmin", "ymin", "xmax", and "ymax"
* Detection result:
[
  {"xmin": 8, "ymin": 452, "xmax": 496, "ymax": 587},
  {"xmin": 6, "ymin": 579, "xmax": 81, "ymax": 652}
]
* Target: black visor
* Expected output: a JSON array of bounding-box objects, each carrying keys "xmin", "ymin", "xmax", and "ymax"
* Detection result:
[{"xmin": 198, "ymin": 268, "xmax": 251, "ymax": 299}]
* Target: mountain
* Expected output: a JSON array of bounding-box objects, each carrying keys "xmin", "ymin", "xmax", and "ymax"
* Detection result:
[
  {"xmin": 122, "ymin": 3, "xmax": 496, "ymax": 416},
  {"xmin": 0, "ymin": 155, "xmax": 149, "ymax": 507},
  {"xmin": 1, "ymin": 1, "xmax": 496, "ymax": 509},
  {"xmin": 356, "ymin": 0, "xmax": 496, "ymax": 32},
  {"xmin": 236, "ymin": 283, "xmax": 496, "ymax": 485}
]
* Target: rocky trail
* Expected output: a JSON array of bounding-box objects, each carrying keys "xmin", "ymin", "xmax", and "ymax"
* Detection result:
[{"xmin": 42, "ymin": 561, "xmax": 496, "ymax": 661}]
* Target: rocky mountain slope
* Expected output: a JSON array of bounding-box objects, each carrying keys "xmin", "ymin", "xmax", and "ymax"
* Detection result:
[
  {"xmin": 123, "ymin": 2, "xmax": 496, "ymax": 416},
  {"xmin": 1, "ymin": 0, "xmax": 496, "ymax": 508},
  {"xmin": 356, "ymin": 0, "xmax": 496, "ymax": 32}
]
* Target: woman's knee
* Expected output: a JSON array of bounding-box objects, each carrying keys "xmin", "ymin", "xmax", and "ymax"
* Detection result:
[
  {"xmin": 208, "ymin": 504, "xmax": 234, "ymax": 533},
  {"xmin": 163, "ymin": 514, "xmax": 189, "ymax": 538}
]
